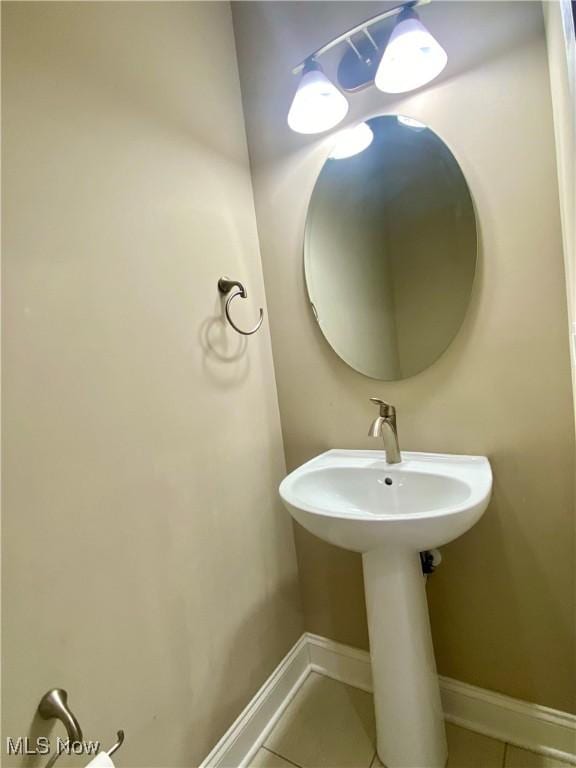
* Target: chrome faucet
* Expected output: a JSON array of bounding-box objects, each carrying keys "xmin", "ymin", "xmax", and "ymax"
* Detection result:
[{"xmin": 368, "ymin": 398, "xmax": 401, "ymax": 464}]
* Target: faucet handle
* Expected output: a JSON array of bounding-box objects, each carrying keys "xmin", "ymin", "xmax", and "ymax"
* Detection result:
[{"xmin": 369, "ymin": 397, "xmax": 396, "ymax": 417}]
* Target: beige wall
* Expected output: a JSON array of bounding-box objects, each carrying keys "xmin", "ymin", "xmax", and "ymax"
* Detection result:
[
  {"xmin": 543, "ymin": 0, "xmax": 576, "ymax": 402},
  {"xmin": 233, "ymin": 1, "xmax": 576, "ymax": 714},
  {"xmin": 2, "ymin": 3, "xmax": 302, "ymax": 766}
]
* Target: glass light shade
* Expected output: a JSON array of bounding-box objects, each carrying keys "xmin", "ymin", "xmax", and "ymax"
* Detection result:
[
  {"xmin": 329, "ymin": 122, "xmax": 374, "ymax": 159},
  {"xmin": 397, "ymin": 115, "xmax": 427, "ymax": 130},
  {"xmin": 287, "ymin": 63, "xmax": 349, "ymax": 134},
  {"xmin": 375, "ymin": 10, "xmax": 447, "ymax": 94}
]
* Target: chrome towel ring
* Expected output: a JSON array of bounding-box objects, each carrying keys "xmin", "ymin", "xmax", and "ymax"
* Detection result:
[{"xmin": 218, "ymin": 277, "xmax": 264, "ymax": 336}]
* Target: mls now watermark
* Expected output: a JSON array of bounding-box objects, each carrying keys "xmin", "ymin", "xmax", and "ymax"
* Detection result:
[{"xmin": 6, "ymin": 736, "xmax": 100, "ymax": 756}]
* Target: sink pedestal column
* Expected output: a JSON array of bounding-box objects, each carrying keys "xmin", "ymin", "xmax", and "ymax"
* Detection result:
[{"xmin": 362, "ymin": 547, "xmax": 447, "ymax": 768}]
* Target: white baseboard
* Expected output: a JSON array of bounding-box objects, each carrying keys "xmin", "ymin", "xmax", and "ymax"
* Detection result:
[
  {"xmin": 307, "ymin": 632, "xmax": 373, "ymax": 693},
  {"xmin": 199, "ymin": 635, "xmax": 310, "ymax": 768},
  {"xmin": 440, "ymin": 676, "xmax": 576, "ymax": 765},
  {"xmin": 201, "ymin": 632, "xmax": 576, "ymax": 767}
]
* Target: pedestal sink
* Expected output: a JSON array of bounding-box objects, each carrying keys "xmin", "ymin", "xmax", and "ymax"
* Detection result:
[{"xmin": 279, "ymin": 450, "xmax": 492, "ymax": 768}]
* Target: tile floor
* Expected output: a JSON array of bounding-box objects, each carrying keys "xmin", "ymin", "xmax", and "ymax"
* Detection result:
[{"xmin": 249, "ymin": 673, "xmax": 572, "ymax": 768}]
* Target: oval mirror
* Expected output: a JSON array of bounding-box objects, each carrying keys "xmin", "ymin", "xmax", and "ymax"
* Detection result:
[{"xmin": 304, "ymin": 114, "xmax": 477, "ymax": 380}]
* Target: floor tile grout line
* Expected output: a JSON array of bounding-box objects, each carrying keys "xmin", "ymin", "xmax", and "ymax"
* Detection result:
[{"xmin": 262, "ymin": 746, "xmax": 305, "ymax": 768}]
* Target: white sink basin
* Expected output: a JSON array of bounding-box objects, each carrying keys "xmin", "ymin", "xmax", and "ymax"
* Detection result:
[
  {"xmin": 279, "ymin": 450, "xmax": 492, "ymax": 553},
  {"xmin": 279, "ymin": 449, "xmax": 492, "ymax": 768}
]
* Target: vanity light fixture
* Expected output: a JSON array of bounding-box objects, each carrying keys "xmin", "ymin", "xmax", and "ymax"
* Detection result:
[
  {"xmin": 329, "ymin": 122, "xmax": 374, "ymax": 159},
  {"xmin": 374, "ymin": 8, "xmax": 447, "ymax": 94},
  {"xmin": 288, "ymin": 0, "xmax": 446, "ymax": 134},
  {"xmin": 287, "ymin": 59, "xmax": 349, "ymax": 134}
]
